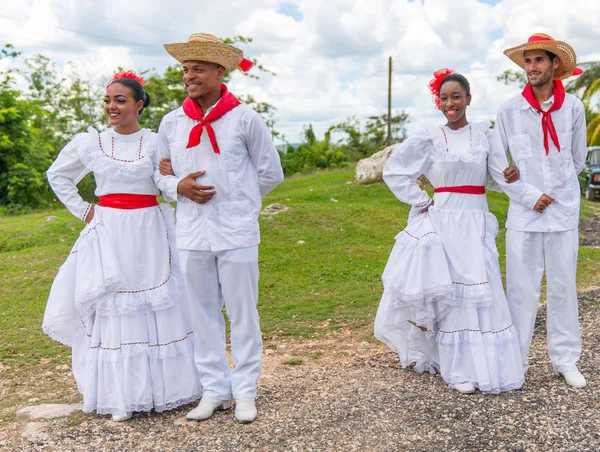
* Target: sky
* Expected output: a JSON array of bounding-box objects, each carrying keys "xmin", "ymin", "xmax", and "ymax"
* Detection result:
[{"xmin": 2, "ymin": 0, "xmax": 600, "ymax": 145}]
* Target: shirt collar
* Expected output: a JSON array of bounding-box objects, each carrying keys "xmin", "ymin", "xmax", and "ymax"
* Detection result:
[
  {"xmin": 519, "ymin": 93, "xmax": 556, "ymax": 111},
  {"xmin": 176, "ymin": 97, "xmax": 223, "ymax": 117}
]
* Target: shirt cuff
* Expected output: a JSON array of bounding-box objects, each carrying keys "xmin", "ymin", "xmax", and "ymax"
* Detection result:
[
  {"xmin": 80, "ymin": 203, "xmax": 93, "ymax": 222},
  {"xmin": 521, "ymin": 185, "xmax": 545, "ymax": 210},
  {"xmin": 165, "ymin": 176, "xmax": 184, "ymax": 201},
  {"xmin": 414, "ymin": 197, "xmax": 433, "ymax": 209}
]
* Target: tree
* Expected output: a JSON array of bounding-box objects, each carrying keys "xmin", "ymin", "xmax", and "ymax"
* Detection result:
[
  {"xmin": 496, "ymin": 69, "xmax": 527, "ymax": 89},
  {"xmin": 364, "ymin": 112, "xmax": 409, "ymax": 147},
  {"xmin": 566, "ymin": 61, "xmax": 600, "ymax": 146},
  {"xmin": 0, "ymin": 53, "xmax": 53, "ymax": 209},
  {"xmin": 335, "ymin": 111, "xmax": 410, "ymax": 159},
  {"xmin": 141, "ymin": 36, "xmax": 277, "ymax": 133},
  {"xmin": 497, "ymin": 64, "xmax": 600, "ymax": 146},
  {"xmin": 280, "ymin": 124, "xmax": 347, "ymax": 175}
]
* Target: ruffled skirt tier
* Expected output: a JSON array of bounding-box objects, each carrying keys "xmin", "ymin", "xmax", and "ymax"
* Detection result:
[
  {"xmin": 43, "ymin": 204, "xmax": 202, "ymax": 416},
  {"xmin": 375, "ymin": 207, "xmax": 524, "ymax": 393}
]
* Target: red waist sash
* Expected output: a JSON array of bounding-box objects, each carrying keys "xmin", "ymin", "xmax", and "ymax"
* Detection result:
[
  {"xmin": 434, "ymin": 185, "xmax": 486, "ymax": 195},
  {"xmin": 99, "ymin": 194, "xmax": 158, "ymax": 209}
]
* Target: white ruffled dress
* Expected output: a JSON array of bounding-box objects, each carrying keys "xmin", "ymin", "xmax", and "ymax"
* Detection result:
[
  {"xmin": 374, "ymin": 121, "xmax": 525, "ymax": 393},
  {"xmin": 43, "ymin": 128, "xmax": 202, "ymax": 416}
]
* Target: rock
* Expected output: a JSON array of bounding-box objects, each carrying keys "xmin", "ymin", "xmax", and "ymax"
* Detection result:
[
  {"xmin": 22, "ymin": 423, "xmax": 48, "ymax": 442},
  {"xmin": 43, "ymin": 216, "xmax": 58, "ymax": 222},
  {"xmin": 260, "ymin": 203, "xmax": 289, "ymax": 215},
  {"xmin": 265, "ymin": 349, "xmax": 275, "ymax": 356},
  {"xmin": 27, "ymin": 398, "xmax": 40, "ymax": 403},
  {"xmin": 354, "ymin": 144, "xmax": 399, "ymax": 184},
  {"xmin": 17, "ymin": 403, "xmax": 82, "ymax": 419},
  {"xmin": 174, "ymin": 416, "xmax": 193, "ymax": 426}
]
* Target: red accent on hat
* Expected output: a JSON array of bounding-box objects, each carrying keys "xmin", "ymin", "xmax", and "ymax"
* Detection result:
[{"xmin": 238, "ymin": 58, "xmax": 254, "ymax": 72}]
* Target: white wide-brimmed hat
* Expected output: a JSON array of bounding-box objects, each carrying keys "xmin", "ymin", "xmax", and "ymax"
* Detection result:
[
  {"xmin": 503, "ymin": 33, "xmax": 577, "ymax": 80},
  {"xmin": 164, "ymin": 33, "xmax": 253, "ymax": 72}
]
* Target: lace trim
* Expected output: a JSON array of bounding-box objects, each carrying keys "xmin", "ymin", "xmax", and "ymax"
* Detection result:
[
  {"xmin": 74, "ymin": 206, "xmax": 177, "ymax": 318},
  {"xmin": 427, "ymin": 121, "xmax": 491, "ymax": 164},
  {"xmin": 403, "ymin": 230, "xmax": 437, "ymax": 240},
  {"xmin": 87, "ymin": 394, "xmax": 203, "ymax": 416},
  {"xmin": 374, "ymin": 332, "xmax": 440, "ymax": 375},
  {"xmin": 78, "ymin": 127, "xmax": 155, "ymax": 181},
  {"xmin": 81, "ymin": 203, "xmax": 93, "ymax": 222},
  {"xmin": 439, "ymin": 324, "xmax": 513, "ymax": 335},
  {"xmin": 88, "ymin": 331, "xmax": 193, "ymax": 351}
]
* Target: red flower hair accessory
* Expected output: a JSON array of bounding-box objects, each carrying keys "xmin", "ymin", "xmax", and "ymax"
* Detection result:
[
  {"xmin": 106, "ymin": 70, "xmax": 145, "ymax": 89},
  {"xmin": 428, "ymin": 68, "xmax": 456, "ymax": 110}
]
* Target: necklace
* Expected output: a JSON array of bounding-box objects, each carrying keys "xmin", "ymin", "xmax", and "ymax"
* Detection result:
[
  {"xmin": 440, "ymin": 124, "xmax": 472, "ymax": 152},
  {"xmin": 98, "ymin": 133, "xmax": 145, "ymax": 162}
]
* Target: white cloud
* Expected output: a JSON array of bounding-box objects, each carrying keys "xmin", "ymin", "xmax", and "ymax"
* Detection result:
[{"xmin": 2, "ymin": 0, "xmax": 599, "ymax": 143}]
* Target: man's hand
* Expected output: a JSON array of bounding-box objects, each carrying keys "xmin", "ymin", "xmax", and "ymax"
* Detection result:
[
  {"xmin": 503, "ymin": 166, "xmax": 519, "ymax": 183},
  {"xmin": 85, "ymin": 205, "xmax": 95, "ymax": 223},
  {"xmin": 159, "ymin": 158, "xmax": 175, "ymax": 176},
  {"xmin": 177, "ymin": 170, "xmax": 216, "ymax": 204},
  {"xmin": 533, "ymin": 194, "xmax": 554, "ymax": 213}
]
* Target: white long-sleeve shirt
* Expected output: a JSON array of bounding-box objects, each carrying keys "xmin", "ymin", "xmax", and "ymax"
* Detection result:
[
  {"xmin": 494, "ymin": 92, "xmax": 587, "ymax": 232},
  {"xmin": 47, "ymin": 128, "xmax": 158, "ymax": 221},
  {"xmin": 153, "ymin": 103, "xmax": 284, "ymax": 251}
]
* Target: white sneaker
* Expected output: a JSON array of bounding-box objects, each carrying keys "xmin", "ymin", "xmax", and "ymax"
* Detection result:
[
  {"xmin": 186, "ymin": 396, "xmax": 231, "ymax": 421},
  {"xmin": 454, "ymin": 382, "xmax": 476, "ymax": 394},
  {"xmin": 560, "ymin": 369, "xmax": 587, "ymax": 388},
  {"xmin": 111, "ymin": 412, "xmax": 132, "ymax": 422},
  {"xmin": 234, "ymin": 398, "xmax": 257, "ymax": 424}
]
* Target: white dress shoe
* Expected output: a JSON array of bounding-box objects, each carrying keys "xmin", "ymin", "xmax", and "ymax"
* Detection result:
[
  {"xmin": 111, "ymin": 412, "xmax": 132, "ymax": 422},
  {"xmin": 234, "ymin": 398, "xmax": 257, "ymax": 424},
  {"xmin": 186, "ymin": 396, "xmax": 231, "ymax": 421},
  {"xmin": 560, "ymin": 369, "xmax": 587, "ymax": 388},
  {"xmin": 454, "ymin": 382, "xmax": 476, "ymax": 394}
]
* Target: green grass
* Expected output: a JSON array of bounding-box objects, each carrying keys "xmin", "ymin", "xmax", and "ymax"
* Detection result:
[{"xmin": 1, "ymin": 167, "xmax": 599, "ymax": 377}]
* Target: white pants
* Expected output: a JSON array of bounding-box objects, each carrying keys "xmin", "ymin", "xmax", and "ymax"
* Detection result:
[
  {"xmin": 179, "ymin": 246, "xmax": 262, "ymax": 400},
  {"xmin": 506, "ymin": 229, "xmax": 581, "ymax": 373}
]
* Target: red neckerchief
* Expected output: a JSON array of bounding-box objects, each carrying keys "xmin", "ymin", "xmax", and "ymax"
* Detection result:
[
  {"xmin": 521, "ymin": 80, "xmax": 565, "ymax": 155},
  {"xmin": 182, "ymin": 84, "xmax": 241, "ymax": 153}
]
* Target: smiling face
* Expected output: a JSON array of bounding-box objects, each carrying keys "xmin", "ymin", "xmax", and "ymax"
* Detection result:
[
  {"xmin": 523, "ymin": 49, "xmax": 560, "ymax": 88},
  {"xmin": 439, "ymin": 80, "xmax": 471, "ymax": 130},
  {"xmin": 182, "ymin": 60, "xmax": 224, "ymax": 101},
  {"xmin": 104, "ymin": 83, "xmax": 143, "ymax": 133}
]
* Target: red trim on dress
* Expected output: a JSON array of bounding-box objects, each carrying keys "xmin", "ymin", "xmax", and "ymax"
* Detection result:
[
  {"xmin": 99, "ymin": 194, "xmax": 158, "ymax": 209},
  {"xmin": 434, "ymin": 185, "xmax": 485, "ymax": 195}
]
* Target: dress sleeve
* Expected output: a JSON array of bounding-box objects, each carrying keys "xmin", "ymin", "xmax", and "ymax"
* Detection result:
[
  {"xmin": 382, "ymin": 131, "xmax": 432, "ymax": 207},
  {"xmin": 46, "ymin": 134, "xmax": 93, "ymax": 221},
  {"xmin": 487, "ymin": 121, "xmax": 543, "ymax": 209}
]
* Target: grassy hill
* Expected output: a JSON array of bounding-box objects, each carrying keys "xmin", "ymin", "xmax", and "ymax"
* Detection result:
[{"xmin": 1, "ymin": 167, "xmax": 599, "ymax": 375}]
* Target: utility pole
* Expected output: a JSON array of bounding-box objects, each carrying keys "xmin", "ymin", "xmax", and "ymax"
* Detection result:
[{"xmin": 387, "ymin": 56, "xmax": 392, "ymax": 146}]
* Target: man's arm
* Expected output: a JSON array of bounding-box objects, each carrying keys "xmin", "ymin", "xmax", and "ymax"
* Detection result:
[
  {"xmin": 245, "ymin": 113, "xmax": 284, "ymax": 198},
  {"xmin": 488, "ymin": 111, "xmax": 544, "ymax": 210},
  {"xmin": 572, "ymin": 100, "xmax": 587, "ymax": 174}
]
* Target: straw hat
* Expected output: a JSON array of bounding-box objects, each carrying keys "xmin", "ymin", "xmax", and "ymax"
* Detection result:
[
  {"xmin": 164, "ymin": 33, "xmax": 245, "ymax": 71},
  {"xmin": 503, "ymin": 33, "xmax": 577, "ymax": 80}
]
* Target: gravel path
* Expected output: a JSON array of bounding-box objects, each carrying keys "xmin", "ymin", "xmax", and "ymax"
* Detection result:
[{"xmin": 2, "ymin": 289, "xmax": 599, "ymax": 451}]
